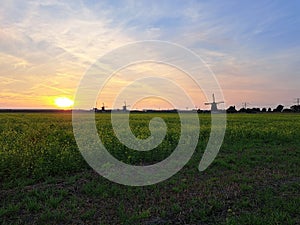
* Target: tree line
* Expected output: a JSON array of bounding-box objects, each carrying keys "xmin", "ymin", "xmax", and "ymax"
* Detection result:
[{"xmin": 226, "ymin": 104, "xmax": 300, "ymax": 113}]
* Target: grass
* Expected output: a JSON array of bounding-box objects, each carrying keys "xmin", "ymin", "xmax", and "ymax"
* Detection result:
[{"xmin": 0, "ymin": 112, "xmax": 299, "ymax": 224}]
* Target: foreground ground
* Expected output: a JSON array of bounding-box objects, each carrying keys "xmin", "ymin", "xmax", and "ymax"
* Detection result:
[{"xmin": 0, "ymin": 113, "xmax": 299, "ymax": 224}]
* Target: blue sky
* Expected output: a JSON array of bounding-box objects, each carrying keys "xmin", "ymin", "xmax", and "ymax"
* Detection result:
[{"xmin": 0, "ymin": 0, "xmax": 299, "ymax": 109}]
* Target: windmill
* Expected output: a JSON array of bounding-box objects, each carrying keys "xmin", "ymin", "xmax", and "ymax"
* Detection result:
[
  {"xmin": 101, "ymin": 102, "xmax": 108, "ymax": 112},
  {"xmin": 123, "ymin": 101, "xmax": 130, "ymax": 111},
  {"xmin": 205, "ymin": 94, "xmax": 224, "ymax": 112},
  {"xmin": 93, "ymin": 101, "xmax": 99, "ymax": 112}
]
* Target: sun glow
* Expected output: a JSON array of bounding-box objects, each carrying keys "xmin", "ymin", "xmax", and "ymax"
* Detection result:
[{"xmin": 54, "ymin": 97, "xmax": 74, "ymax": 108}]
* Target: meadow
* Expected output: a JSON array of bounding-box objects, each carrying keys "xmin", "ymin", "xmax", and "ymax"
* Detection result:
[{"xmin": 0, "ymin": 112, "xmax": 299, "ymax": 224}]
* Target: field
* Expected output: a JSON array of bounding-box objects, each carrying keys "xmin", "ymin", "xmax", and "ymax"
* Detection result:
[{"xmin": 0, "ymin": 112, "xmax": 299, "ymax": 224}]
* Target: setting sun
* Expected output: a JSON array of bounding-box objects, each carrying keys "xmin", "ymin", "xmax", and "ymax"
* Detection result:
[{"xmin": 54, "ymin": 97, "xmax": 74, "ymax": 108}]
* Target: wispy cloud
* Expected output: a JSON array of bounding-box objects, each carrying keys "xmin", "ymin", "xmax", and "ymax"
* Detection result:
[{"xmin": 0, "ymin": 0, "xmax": 299, "ymax": 108}]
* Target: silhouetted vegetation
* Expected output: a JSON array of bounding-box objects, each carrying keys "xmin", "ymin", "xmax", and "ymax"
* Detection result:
[
  {"xmin": 226, "ymin": 106, "xmax": 237, "ymax": 113},
  {"xmin": 273, "ymin": 104, "xmax": 284, "ymax": 112},
  {"xmin": 225, "ymin": 104, "xmax": 299, "ymax": 114},
  {"xmin": 291, "ymin": 105, "xmax": 300, "ymax": 112}
]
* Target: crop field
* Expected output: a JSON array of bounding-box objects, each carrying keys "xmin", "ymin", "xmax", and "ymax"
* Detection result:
[{"xmin": 0, "ymin": 112, "xmax": 299, "ymax": 224}]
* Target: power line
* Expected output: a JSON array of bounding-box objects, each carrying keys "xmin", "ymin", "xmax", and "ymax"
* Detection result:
[{"xmin": 242, "ymin": 102, "xmax": 250, "ymax": 108}]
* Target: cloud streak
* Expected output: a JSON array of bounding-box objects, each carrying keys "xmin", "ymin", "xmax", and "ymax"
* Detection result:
[{"xmin": 0, "ymin": 0, "xmax": 299, "ymax": 109}]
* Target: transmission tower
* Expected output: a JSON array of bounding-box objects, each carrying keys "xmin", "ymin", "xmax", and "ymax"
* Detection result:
[{"xmin": 242, "ymin": 102, "xmax": 250, "ymax": 109}]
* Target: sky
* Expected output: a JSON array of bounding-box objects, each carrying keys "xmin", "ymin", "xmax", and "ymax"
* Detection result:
[{"xmin": 0, "ymin": 0, "xmax": 299, "ymax": 109}]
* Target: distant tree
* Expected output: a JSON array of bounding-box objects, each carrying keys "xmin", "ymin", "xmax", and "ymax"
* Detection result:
[
  {"xmin": 261, "ymin": 108, "xmax": 267, "ymax": 112},
  {"xmin": 283, "ymin": 108, "xmax": 292, "ymax": 113},
  {"xmin": 273, "ymin": 105, "xmax": 284, "ymax": 112},
  {"xmin": 239, "ymin": 107, "xmax": 247, "ymax": 113},
  {"xmin": 291, "ymin": 105, "xmax": 300, "ymax": 112},
  {"xmin": 197, "ymin": 109, "xmax": 203, "ymax": 113},
  {"xmin": 227, "ymin": 106, "xmax": 237, "ymax": 113},
  {"xmin": 246, "ymin": 108, "xmax": 260, "ymax": 113},
  {"xmin": 247, "ymin": 108, "xmax": 251, "ymax": 113},
  {"xmin": 253, "ymin": 107, "xmax": 260, "ymax": 112},
  {"xmin": 268, "ymin": 107, "xmax": 272, "ymax": 112}
]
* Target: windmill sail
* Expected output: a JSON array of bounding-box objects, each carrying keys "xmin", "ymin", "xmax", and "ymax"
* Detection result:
[{"xmin": 205, "ymin": 94, "xmax": 224, "ymax": 112}]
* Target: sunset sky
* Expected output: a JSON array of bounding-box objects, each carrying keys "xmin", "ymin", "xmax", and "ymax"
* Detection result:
[{"xmin": 1, "ymin": 0, "xmax": 299, "ymax": 109}]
